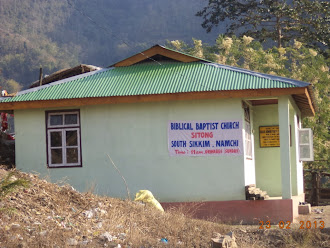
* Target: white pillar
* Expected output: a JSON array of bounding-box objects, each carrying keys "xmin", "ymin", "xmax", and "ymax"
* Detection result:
[{"xmin": 278, "ymin": 96, "xmax": 292, "ymax": 199}]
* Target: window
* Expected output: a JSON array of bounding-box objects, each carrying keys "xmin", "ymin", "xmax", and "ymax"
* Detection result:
[
  {"xmin": 298, "ymin": 128, "xmax": 314, "ymax": 161},
  {"xmin": 243, "ymin": 102, "xmax": 253, "ymax": 159},
  {"xmin": 46, "ymin": 110, "xmax": 82, "ymax": 168}
]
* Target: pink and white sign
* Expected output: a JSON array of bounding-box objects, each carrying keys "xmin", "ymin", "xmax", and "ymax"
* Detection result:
[{"xmin": 168, "ymin": 120, "xmax": 243, "ymax": 156}]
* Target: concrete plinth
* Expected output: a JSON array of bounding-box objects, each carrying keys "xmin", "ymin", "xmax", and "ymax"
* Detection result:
[
  {"xmin": 298, "ymin": 204, "xmax": 311, "ymax": 215},
  {"xmin": 162, "ymin": 199, "xmax": 298, "ymax": 225}
]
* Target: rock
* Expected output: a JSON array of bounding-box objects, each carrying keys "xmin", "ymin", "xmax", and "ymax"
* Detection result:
[
  {"xmin": 99, "ymin": 232, "xmax": 113, "ymax": 242},
  {"xmin": 11, "ymin": 223, "xmax": 21, "ymax": 230},
  {"xmin": 100, "ymin": 209, "xmax": 107, "ymax": 215},
  {"xmin": 83, "ymin": 210, "xmax": 94, "ymax": 219},
  {"xmin": 67, "ymin": 238, "xmax": 78, "ymax": 246},
  {"xmin": 39, "ymin": 231, "xmax": 47, "ymax": 237},
  {"xmin": 212, "ymin": 232, "xmax": 237, "ymax": 248},
  {"xmin": 79, "ymin": 240, "xmax": 89, "ymax": 246}
]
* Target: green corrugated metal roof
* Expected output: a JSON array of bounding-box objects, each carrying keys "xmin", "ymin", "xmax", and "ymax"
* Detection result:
[{"xmin": 2, "ymin": 61, "xmax": 309, "ymax": 103}]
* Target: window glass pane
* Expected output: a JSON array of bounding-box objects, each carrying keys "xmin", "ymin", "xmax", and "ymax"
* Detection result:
[
  {"xmin": 299, "ymin": 130, "xmax": 309, "ymax": 144},
  {"xmin": 66, "ymin": 130, "xmax": 78, "ymax": 146},
  {"xmin": 50, "ymin": 115, "xmax": 63, "ymax": 126},
  {"xmin": 244, "ymin": 108, "xmax": 250, "ymax": 122},
  {"xmin": 50, "ymin": 132, "xmax": 62, "ymax": 147},
  {"xmin": 245, "ymin": 121, "xmax": 252, "ymax": 157},
  {"xmin": 67, "ymin": 148, "xmax": 78, "ymax": 163},
  {"xmin": 300, "ymin": 145, "xmax": 310, "ymax": 159},
  {"xmin": 51, "ymin": 149, "xmax": 63, "ymax": 164},
  {"xmin": 65, "ymin": 114, "xmax": 78, "ymax": 125},
  {"xmin": 245, "ymin": 122, "xmax": 251, "ymax": 133}
]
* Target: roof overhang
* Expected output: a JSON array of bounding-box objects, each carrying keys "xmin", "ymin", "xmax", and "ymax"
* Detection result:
[
  {"xmin": 292, "ymin": 86, "xmax": 316, "ymax": 117},
  {"xmin": 110, "ymin": 45, "xmax": 207, "ymax": 67},
  {"xmin": 0, "ymin": 87, "xmax": 315, "ymax": 117}
]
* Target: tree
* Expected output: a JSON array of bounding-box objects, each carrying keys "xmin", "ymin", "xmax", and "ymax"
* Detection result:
[
  {"xmin": 196, "ymin": 0, "xmax": 329, "ymax": 52},
  {"xmin": 0, "ymin": 79, "xmax": 22, "ymax": 94},
  {"xmin": 167, "ymin": 36, "xmax": 330, "ymax": 170}
]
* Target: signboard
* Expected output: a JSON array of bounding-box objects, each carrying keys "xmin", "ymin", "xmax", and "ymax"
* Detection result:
[
  {"xmin": 259, "ymin": 126, "xmax": 280, "ymax": 147},
  {"xmin": 168, "ymin": 120, "xmax": 243, "ymax": 156}
]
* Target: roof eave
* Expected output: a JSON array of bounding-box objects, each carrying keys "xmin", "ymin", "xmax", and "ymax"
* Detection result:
[{"xmin": 0, "ymin": 87, "xmax": 313, "ymax": 115}]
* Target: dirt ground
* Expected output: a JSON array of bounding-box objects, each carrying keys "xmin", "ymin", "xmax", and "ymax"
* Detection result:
[
  {"xmin": 0, "ymin": 168, "xmax": 329, "ymax": 247},
  {"xmin": 298, "ymin": 204, "xmax": 330, "ymax": 231}
]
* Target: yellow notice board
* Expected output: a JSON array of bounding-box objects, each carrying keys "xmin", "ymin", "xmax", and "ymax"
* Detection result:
[{"xmin": 259, "ymin": 126, "xmax": 280, "ymax": 147}]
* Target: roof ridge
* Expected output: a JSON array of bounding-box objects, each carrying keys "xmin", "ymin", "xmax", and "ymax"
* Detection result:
[{"xmin": 157, "ymin": 45, "xmax": 212, "ymax": 63}]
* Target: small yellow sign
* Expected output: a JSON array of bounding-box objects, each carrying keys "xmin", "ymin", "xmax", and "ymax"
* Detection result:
[{"xmin": 259, "ymin": 126, "xmax": 280, "ymax": 147}]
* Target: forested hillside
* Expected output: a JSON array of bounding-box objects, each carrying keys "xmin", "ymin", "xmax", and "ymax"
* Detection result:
[{"xmin": 0, "ymin": 0, "xmax": 221, "ymax": 90}]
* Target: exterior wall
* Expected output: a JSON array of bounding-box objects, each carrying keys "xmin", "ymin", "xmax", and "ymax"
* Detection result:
[
  {"xmin": 253, "ymin": 104, "xmax": 282, "ymax": 196},
  {"xmin": 15, "ymin": 98, "xmax": 246, "ymax": 202},
  {"xmin": 15, "ymin": 108, "xmax": 48, "ymax": 174},
  {"xmin": 289, "ymin": 103, "xmax": 298, "ymax": 196},
  {"xmin": 253, "ymin": 102, "xmax": 301, "ymax": 197},
  {"xmin": 289, "ymin": 99, "xmax": 304, "ymax": 195}
]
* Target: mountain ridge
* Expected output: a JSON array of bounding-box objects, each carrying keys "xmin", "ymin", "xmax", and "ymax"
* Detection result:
[{"xmin": 0, "ymin": 0, "xmax": 223, "ymax": 90}]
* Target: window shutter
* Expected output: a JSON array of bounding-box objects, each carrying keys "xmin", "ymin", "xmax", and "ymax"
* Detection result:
[{"xmin": 298, "ymin": 128, "xmax": 314, "ymax": 161}]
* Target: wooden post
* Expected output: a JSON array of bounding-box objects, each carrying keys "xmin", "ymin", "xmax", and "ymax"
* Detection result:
[
  {"xmin": 311, "ymin": 172, "xmax": 316, "ymax": 205},
  {"xmin": 315, "ymin": 172, "xmax": 320, "ymax": 206},
  {"xmin": 311, "ymin": 171, "xmax": 321, "ymax": 206},
  {"xmin": 39, "ymin": 67, "xmax": 43, "ymax": 86}
]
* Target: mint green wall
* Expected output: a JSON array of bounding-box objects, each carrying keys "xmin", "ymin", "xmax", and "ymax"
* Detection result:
[
  {"xmin": 253, "ymin": 104, "xmax": 281, "ymax": 196},
  {"xmin": 14, "ymin": 98, "xmax": 247, "ymax": 202},
  {"xmin": 253, "ymin": 103, "xmax": 300, "ymax": 197},
  {"xmin": 289, "ymin": 104, "xmax": 298, "ymax": 196},
  {"xmin": 289, "ymin": 101, "xmax": 304, "ymax": 196}
]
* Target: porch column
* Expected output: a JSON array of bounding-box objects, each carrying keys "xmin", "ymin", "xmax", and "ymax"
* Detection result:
[{"xmin": 278, "ymin": 96, "xmax": 292, "ymax": 199}]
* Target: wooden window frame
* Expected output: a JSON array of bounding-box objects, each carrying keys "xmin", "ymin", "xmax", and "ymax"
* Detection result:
[{"xmin": 46, "ymin": 110, "xmax": 82, "ymax": 168}]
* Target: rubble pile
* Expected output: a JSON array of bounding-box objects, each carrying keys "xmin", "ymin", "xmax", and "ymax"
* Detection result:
[{"xmin": 0, "ymin": 168, "xmax": 229, "ymax": 247}]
